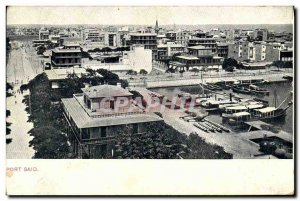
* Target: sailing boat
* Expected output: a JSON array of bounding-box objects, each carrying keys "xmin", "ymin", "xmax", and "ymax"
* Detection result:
[
  {"xmin": 252, "ymin": 90, "xmax": 293, "ymax": 121},
  {"xmin": 223, "ymin": 90, "xmax": 293, "ymax": 127}
]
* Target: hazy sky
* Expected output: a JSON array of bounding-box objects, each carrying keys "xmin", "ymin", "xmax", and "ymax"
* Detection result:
[{"xmin": 7, "ymin": 6, "xmax": 294, "ymax": 25}]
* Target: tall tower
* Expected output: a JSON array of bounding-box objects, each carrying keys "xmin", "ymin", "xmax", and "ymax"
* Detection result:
[{"xmin": 155, "ymin": 18, "xmax": 159, "ymax": 34}]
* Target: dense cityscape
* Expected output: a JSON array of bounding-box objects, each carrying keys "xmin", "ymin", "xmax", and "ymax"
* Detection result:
[{"xmin": 6, "ymin": 17, "xmax": 293, "ymax": 159}]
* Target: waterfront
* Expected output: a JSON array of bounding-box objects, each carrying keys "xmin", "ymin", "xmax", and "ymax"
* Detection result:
[{"xmin": 152, "ymin": 80, "xmax": 293, "ymax": 134}]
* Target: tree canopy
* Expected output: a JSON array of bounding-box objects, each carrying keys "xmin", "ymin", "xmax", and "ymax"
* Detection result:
[
  {"xmin": 126, "ymin": 70, "xmax": 138, "ymax": 75},
  {"xmin": 28, "ymin": 126, "xmax": 70, "ymax": 159},
  {"xmin": 139, "ymin": 69, "xmax": 148, "ymax": 75},
  {"xmin": 272, "ymin": 60, "xmax": 293, "ymax": 69},
  {"xmin": 113, "ymin": 122, "xmax": 232, "ymax": 159}
]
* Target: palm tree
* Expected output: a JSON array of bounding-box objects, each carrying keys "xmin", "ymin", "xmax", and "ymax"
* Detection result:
[
  {"xmin": 190, "ymin": 68, "xmax": 200, "ymax": 76},
  {"xmin": 166, "ymin": 68, "xmax": 176, "ymax": 77},
  {"xmin": 179, "ymin": 69, "xmax": 185, "ymax": 77}
]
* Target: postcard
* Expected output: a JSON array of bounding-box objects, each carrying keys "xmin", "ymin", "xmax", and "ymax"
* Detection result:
[{"xmin": 5, "ymin": 6, "xmax": 294, "ymax": 195}]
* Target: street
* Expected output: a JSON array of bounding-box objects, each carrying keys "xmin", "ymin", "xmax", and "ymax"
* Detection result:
[{"xmin": 6, "ymin": 40, "xmax": 43, "ymax": 159}]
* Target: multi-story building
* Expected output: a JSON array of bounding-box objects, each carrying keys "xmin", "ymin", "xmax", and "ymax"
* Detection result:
[
  {"xmin": 129, "ymin": 33, "xmax": 157, "ymax": 59},
  {"xmin": 49, "ymin": 35, "xmax": 60, "ymax": 44},
  {"xmin": 51, "ymin": 43, "xmax": 82, "ymax": 68},
  {"xmin": 165, "ymin": 31, "xmax": 177, "ymax": 41},
  {"xmin": 61, "ymin": 85, "xmax": 163, "ymax": 158},
  {"xmin": 104, "ymin": 32, "xmax": 118, "ymax": 46},
  {"xmin": 188, "ymin": 38, "xmax": 217, "ymax": 53},
  {"xmin": 129, "ymin": 33, "xmax": 157, "ymax": 50},
  {"xmin": 280, "ymin": 50, "xmax": 293, "ymax": 61},
  {"xmin": 216, "ymin": 43, "xmax": 229, "ymax": 58},
  {"xmin": 171, "ymin": 45, "xmax": 224, "ymax": 71},
  {"xmin": 165, "ymin": 30, "xmax": 191, "ymax": 46},
  {"xmin": 228, "ymin": 41, "xmax": 281, "ymax": 62},
  {"xmin": 82, "ymin": 29, "xmax": 104, "ymax": 42},
  {"xmin": 157, "ymin": 42, "xmax": 185, "ymax": 60},
  {"xmin": 254, "ymin": 29, "xmax": 268, "ymax": 41},
  {"xmin": 228, "ymin": 41, "xmax": 249, "ymax": 61},
  {"xmin": 39, "ymin": 28, "xmax": 49, "ymax": 40}
]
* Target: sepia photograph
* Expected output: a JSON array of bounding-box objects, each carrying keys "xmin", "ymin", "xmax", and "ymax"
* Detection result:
[{"xmin": 4, "ymin": 5, "xmax": 295, "ymax": 196}]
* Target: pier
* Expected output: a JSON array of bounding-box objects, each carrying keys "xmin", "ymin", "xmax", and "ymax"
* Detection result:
[{"xmin": 128, "ymin": 71, "xmax": 293, "ymax": 88}]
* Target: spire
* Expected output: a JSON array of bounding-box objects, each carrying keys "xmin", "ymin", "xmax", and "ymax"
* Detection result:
[{"xmin": 155, "ymin": 18, "xmax": 159, "ymax": 34}]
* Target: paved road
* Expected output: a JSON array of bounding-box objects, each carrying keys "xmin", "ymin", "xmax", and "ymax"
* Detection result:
[
  {"xmin": 6, "ymin": 40, "xmax": 42, "ymax": 159},
  {"xmin": 6, "ymin": 89, "xmax": 35, "ymax": 159},
  {"xmin": 7, "ymin": 41, "xmax": 43, "ymax": 85}
]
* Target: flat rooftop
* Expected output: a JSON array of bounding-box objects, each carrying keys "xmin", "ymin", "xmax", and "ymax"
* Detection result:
[
  {"xmin": 130, "ymin": 33, "xmax": 157, "ymax": 36},
  {"xmin": 45, "ymin": 68, "xmax": 87, "ymax": 80},
  {"xmin": 61, "ymin": 96, "xmax": 162, "ymax": 128},
  {"xmin": 187, "ymin": 45, "xmax": 207, "ymax": 50},
  {"xmin": 52, "ymin": 48, "xmax": 81, "ymax": 53},
  {"xmin": 82, "ymin": 85, "xmax": 133, "ymax": 98},
  {"xmin": 176, "ymin": 55, "xmax": 199, "ymax": 60}
]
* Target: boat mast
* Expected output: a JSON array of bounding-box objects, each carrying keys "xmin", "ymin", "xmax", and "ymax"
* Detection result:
[{"xmin": 274, "ymin": 90, "xmax": 277, "ymax": 108}]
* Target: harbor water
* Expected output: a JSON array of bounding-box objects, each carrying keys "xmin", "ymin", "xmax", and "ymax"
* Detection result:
[{"xmin": 152, "ymin": 81, "xmax": 294, "ymax": 134}]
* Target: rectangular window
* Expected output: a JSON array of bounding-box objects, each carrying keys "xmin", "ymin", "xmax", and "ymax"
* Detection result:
[
  {"xmin": 100, "ymin": 144, "xmax": 107, "ymax": 158},
  {"xmin": 133, "ymin": 124, "xmax": 139, "ymax": 134},
  {"xmin": 82, "ymin": 128, "xmax": 90, "ymax": 139},
  {"xmin": 101, "ymin": 127, "xmax": 107, "ymax": 138}
]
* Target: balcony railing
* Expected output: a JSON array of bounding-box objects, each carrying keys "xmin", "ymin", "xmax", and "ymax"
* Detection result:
[{"xmin": 81, "ymin": 132, "xmax": 147, "ymax": 145}]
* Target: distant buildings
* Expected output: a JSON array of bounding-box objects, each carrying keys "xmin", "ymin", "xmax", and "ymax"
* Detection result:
[{"xmin": 61, "ymin": 84, "xmax": 163, "ymax": 158}]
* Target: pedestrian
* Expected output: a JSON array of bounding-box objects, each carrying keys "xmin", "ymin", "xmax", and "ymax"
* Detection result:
[{"xmin": 15, "ymin": 100, "xmax": 17, "ymax": 104}]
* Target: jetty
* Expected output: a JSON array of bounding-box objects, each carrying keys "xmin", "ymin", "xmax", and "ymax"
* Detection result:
[{"xmin": 128, "ymin": 72, "xmax": 293, "ymax": 88}]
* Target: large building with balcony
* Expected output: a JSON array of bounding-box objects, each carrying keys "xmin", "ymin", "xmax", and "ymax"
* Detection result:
[
  {"xmin": 188, "ymin": 38, "xmax": 217, "ymax": 52},
  {"xmin": 157, "ymin": 42, "xmax": 185, "ymax": 61},
  {"xmin": 61, "ymin": 84, "xmax": 163, "ymax": 158},
  {"xmin": 51, "ymin": 43, "xmax": 82, "ymax": 67},
  {"xmin": 170, "ymin": 45, "xmax": 224, "ymax": 71},
  {"xmin": 129, "ymin": 33, "xmax": 157, "ymax": 59}
]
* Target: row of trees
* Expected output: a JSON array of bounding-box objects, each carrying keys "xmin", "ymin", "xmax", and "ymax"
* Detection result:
[
  {"xmin": 126, "ymin": 69, "xmax": 148, "ymax": 76},
  {"xmin": 222, "ymin": 58, "xmax": 293, "ymax": 72},
  {"xmin": 88, "ymin": 46, "xmax": 130, "ymax": 53},
  {"xmin": 23, "ymin": 73, "xmax": 70, "ymax": 158},
  {"xmin": 165, "ymin": 67, "xmax": 202, "ymax": 78},
  {"xmin": 6, "ymin": 83, "xmax": 13, "ymax": 144},
  {"xmin": 113, "ymin": 122, "xmax": 233, "ymax": 159},
  {"xmin": 36, "ymin": 41, "xmax": 60, "ymax": 55},
  {"xmin": 271, "ymin": 60, "xmax": 293, "ymax": 69}
]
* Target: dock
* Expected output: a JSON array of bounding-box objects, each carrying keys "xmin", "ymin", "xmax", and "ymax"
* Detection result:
[
  {"xmin": 128, "ymin": 72, "xmax": 292, "ymax": 88},
  {"xmin": 243, "ymin": 121, "xmax": 293, "ymax": 143}
]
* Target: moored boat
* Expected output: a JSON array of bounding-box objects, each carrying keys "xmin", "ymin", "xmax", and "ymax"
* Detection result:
[{"xmin": 249, "ymin": 84, "xmax": 270, "ymax": 96}]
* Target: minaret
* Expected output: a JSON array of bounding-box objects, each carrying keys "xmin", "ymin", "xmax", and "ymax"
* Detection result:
[{"xmin": 155, "ymin": 18, "xmax": 159, "ymax": 34}]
